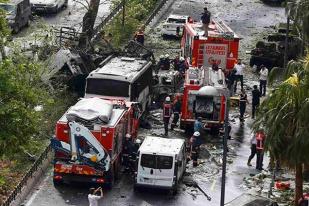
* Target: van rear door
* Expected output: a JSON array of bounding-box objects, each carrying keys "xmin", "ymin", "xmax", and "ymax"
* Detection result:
[
  {"xmin": 138, "ymin": 154, "xmax": 156, "ymax": 186},
  {"xmin": 153, "ymin": 155, "xmax": 174, "ymax": 188}
]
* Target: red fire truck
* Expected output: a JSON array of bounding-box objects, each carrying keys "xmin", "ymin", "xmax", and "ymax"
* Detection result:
[
  {"xmin": 181, "ymin": 19, "xmax": 240, "ymax": 70},
  {"xmin": 180, "ymin": 66, "xmax": 228, "ymax": 134},
  {"xmin": 51, "ymin": 97, "xmax": 141, "ymax": 187}
]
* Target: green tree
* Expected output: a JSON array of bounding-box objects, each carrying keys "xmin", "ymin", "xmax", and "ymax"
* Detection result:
[
  {"xmin": 254, "ymin": 52, "xmax": 309, "ymax": 205},
  {"xmin": 286, "ymin": 0, "xmax": 309, "ymax": 45}
]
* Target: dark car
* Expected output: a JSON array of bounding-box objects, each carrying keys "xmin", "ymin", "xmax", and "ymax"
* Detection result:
[{"xmin": 0, "ymin": 0, "xmax": 31, "ymax": 33}]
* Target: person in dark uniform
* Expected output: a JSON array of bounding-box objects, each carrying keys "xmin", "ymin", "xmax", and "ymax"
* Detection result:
[
  {"xmin": 163, "ymin": 96, "xmax": 172, "ymax": 136},
  {"xmin": 239, "ymin": 89, "xmax": 249, "ymax": 122},
  {"xmin": 251, "ymin": 85, "xmax": 261, "ymax": 119},
  {"xmin": 171, "ymin": 55, "xmax": 180, "ymax": 71},
  {"xmin": 123, "ymin": 134, "xmax": 134, "ymax": 172},
  {"xmin": 171, "ymin": 96, "xmax": 182, "ymax": 130}
]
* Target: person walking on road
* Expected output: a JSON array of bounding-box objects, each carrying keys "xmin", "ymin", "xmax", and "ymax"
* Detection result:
[
  {"xmin": 234, "ymin": 59, "xmax": 245, "ymax": 93},
  {"xmin": 259, "ymin": 65, "xmax": 268, "ymax": 96},
  {"xmin": 201, "ymin": 7, "xmax": 211, "ymax": 37},
  {"xmin": 88, "ymin": 187, "xmax": 103, "ymax": 206},
  {"xmin": 163, "ymin": 96, "xmax": 172, "ymax": 136},
  {"xmin": 239, "ymin": 89, "xmax": 249, "ymax": 122},
  {"xmin": 247, "ymin": 132, "xmax": 257, "ymax": 166},
  {"xmin": 251, "ymin": 85, "xmax": 261, "ymax": 119},
  {"xmin": 256, "ymin": 129, "xmax": 266, "ymax": 170},
  {"xmin": 171, "ymin": 96, "xmax": 182, "ymax": 130}
]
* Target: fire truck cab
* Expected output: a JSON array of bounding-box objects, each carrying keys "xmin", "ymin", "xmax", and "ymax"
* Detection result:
[
  {"xmin": 51, "ymin": 97, "xmax": 141, "ymax": 187},
  {"xmin": 181, "ymin": 19, "xmax": 240, "ymax": 70},
  {"xmin": 180, "ymin": 67, "xmax": 227, "ymax": 133}
]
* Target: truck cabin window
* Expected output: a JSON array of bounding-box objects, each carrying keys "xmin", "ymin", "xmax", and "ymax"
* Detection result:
[{"xmin": 167, "ymin": 18, "xmax": 186, "ymax": 24}]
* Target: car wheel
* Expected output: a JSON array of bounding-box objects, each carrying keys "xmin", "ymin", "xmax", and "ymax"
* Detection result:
[{"xmin": 53, "ymin": 6, "xmax": 59, "ymax": 13}]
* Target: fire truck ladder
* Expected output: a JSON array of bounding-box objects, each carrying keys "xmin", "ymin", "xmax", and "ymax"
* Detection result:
[{"xmin": 213, "ymin": 18, "xmax": 235, "ymax": 39}]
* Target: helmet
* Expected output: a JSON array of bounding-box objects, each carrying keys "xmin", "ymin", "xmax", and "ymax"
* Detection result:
[
  {"xmin": 165, "ymin": 54, "xmax": 169, "ymax": 58},
  {"xmin": 180, "ymin": 57, "xmax": 185, "ymax": 61},
  {"xmin": 160, "ymin": 55, "xmax": 164, "ymax": 59},
  {"xmin": 125, "ymin": 134, "xmax": 131, "ymax": 138},
  {"xmin": 165, "ymin": 96, "xmax": 171, "ymax": 102},
  {"xmin": 193, "ymin": 131, "xmax": 200, "ymax": 137},
  {"xmin": 135, "ymin": 139, "xmax": 142, "ymax": 144}
]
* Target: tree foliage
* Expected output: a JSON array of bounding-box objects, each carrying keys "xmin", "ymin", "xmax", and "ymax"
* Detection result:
[
  {"xmin": 254, "ymin": 52, "xmax": 309, "ymax": 205},
  {"xmin": 106, "ymin": 0, "xmax": 158, "ymax": 47}
]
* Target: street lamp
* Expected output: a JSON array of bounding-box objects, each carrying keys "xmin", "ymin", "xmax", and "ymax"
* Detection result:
[{"xmin": 220, "ymin": 88, "xmax": 230, "ymax": 206}]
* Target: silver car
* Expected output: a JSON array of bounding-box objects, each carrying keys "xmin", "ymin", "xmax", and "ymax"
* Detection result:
[{"xmin": 30, "ymin": 0, "xmax": 68, "ymax": 13}]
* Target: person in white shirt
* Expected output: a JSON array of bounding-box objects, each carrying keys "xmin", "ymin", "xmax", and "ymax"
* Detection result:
[
  {"xmin": 88, "ymin": 187, "xmax": 103, "ymax": 206},
  {"xmin": 233, "ymin": 59, "xmax": 245, "ymax": 93},
  {"xmin": 259, "ymin": 65, "xmax": 268, "ymax": 96}
]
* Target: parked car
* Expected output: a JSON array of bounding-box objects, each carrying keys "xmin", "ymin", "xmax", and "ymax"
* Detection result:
[
  {"xmin": 161, "ymin": 14, "xmax": 189, "ymax": 37},
  {"xmin": 30, "ymin": 0, "xmax": 68, "ymax": 13},
  {"xmin": 0, "ymin": 0, "xmax": 31, "ymax": 33}
]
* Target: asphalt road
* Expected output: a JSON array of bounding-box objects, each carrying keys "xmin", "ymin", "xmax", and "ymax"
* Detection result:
[{"xmin": 22, "ymin": 0, "xmax": 285, "ymax": 205}]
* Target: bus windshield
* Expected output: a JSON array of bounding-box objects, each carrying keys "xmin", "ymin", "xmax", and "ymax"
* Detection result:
[
  {"xmin": 141, "ymin": 154, "xmax": 173, "ymax": 169},
  {"xmin": 86, "ymin": 78, "xmax": 130, "ymax": 97}
]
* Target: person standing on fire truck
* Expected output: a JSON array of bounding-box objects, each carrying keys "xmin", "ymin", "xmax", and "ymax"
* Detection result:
[
  {"xmin": 201, "ymin": 7, "xmax": 211, "ymax": 37},
  {"xmin": 234, "ymin": 59, "xmax": 245, "ymax": 93},
  {"xmin": 163, "ymin": 96, "xmax": 172, "ymax": 136}
]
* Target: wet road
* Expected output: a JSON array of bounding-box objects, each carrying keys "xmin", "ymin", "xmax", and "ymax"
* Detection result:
[{"xmin": 23, "ymin": 0, "xmax": 284, "ymax": 205}]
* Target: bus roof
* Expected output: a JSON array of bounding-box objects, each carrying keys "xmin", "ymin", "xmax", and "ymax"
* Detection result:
[
  {"xmin": 88, "ymin": 57, "xmax": 150, "ymax": 83},
  {"xmin": 139, "ymin": 136, "xmax": 185, "ymax": 156},
  {"xmin": 185, "ymin": 19, "xmax": 239, "ymax": 39}
]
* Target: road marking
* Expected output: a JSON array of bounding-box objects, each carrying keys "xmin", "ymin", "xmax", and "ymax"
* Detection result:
[
  {"xmin": 210, "ymin": 179, "xmax": 217, "ymax": 191},
  {"xmin": 24, "ymin": 175, "xmax": 49, "ymax": 206}
]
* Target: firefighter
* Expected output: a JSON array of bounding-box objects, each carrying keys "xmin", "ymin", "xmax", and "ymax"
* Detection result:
[
  {"xmin": 239, "ymin": 89, "xmax": 249, "ymax": 122},
  {"xmin": 179, "ymin": 57, "xmax": 188, "ymax": 76},
  {"xmin": 163, "ymin": 54, "xmax": 171, "ymax": 70},
  {"xmin": 134, "ymin": 28, "xmax": 145, "ymax": 45},
  {"xmin": 251, "ymin": 85, "xmax": 261, "ymax": 119},
  {"xmin": 123, "ymin": 134, "xmax": 134, "ymax": 172},
  {"xmin": 171, "ymin": 96, "xmax": 182, "ymax": 130},
  {"xmin": 256, "ymin": 129, "xmax": 266, "ymax": 170},
  {"xmin": 158, "ymin": 55, "xmax": 165, "ymax": 70},
  {"xmin": 163, "ymin": 96, "xmax": 172, "ymax": 136},
  {"xmin": 171, "ymin": 55, "xmax": 180, "ymax": 71},
  {"xmin": 190, "ymin": 131, "xmax": 201, "ymax": 167}
]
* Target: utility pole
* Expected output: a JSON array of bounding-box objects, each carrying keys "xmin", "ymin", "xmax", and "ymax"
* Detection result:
[
  {"xmin": 220, "ymin": 90, "xmax": 230, "ymax": 206},
  {"xmin": 283, "ymin": 15, "xmax": 290, "ymax": 69},
  {"xmin": 122, "ymin": 0, "xmax": 125, "ymax": 27}
]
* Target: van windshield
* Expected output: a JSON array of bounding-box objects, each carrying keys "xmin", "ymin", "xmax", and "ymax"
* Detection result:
[
  {"xmin": 0, "ymin": 4, "xmax": 16, "ymax": 15},
  {"xmin": 141, "ymin": 154, "xmax": 173, "ymax": 169}
]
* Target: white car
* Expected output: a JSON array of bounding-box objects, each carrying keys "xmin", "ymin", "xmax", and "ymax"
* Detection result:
[
  {"xmin": 161, "ymin": 14, "xmax": 189, "ymax": 37},
  {"xmin": 30, "ymin": 0, "xmax": 68, "ymax": 13}
]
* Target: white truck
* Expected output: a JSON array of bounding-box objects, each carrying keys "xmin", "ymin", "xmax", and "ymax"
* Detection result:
[{"xmin": 134, "ymin": 136, "xmax": 186, "ymax": 193}]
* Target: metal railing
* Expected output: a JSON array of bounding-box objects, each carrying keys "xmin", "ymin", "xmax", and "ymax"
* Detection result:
[{"xmin": 1, "ymin": 143, "xmax": 52, "ymax": 206}]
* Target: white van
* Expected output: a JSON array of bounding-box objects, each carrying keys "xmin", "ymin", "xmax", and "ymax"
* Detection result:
[
  {"xmin": 134, "ymin": 136, "xmax": 186, "ymax": 193},
  {"xmin": 161, "ymin": 14, "xmax": 189, "ymax": 37}
]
